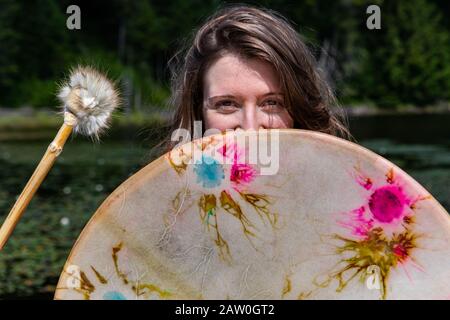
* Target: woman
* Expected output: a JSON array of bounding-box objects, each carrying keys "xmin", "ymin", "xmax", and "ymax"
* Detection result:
[{"xmin": 161, "ymin": 4, "xmax": 350, "ymax": 153}]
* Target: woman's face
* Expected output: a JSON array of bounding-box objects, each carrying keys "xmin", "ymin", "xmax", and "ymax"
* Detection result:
[{"xmin": 202, "ymin": 54, "xmax": 294, "ymax": 131}]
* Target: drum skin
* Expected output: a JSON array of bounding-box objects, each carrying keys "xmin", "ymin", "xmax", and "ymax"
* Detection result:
[{"xmin": 54, "ymin": 129, "xmax": 450, "ymax": 300}]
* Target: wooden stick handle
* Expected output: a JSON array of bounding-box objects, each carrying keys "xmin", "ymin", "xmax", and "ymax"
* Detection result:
[{"xmin": 0, "ymin": 123, "xmax": 74, "ymax": 250}]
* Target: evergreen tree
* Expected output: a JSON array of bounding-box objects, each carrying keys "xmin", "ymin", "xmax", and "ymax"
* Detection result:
[
  {"xmin": 0, "ymin": 0, "xmax": 21, "ymax": 105},
  {"xmin": 355, "ymin": 0, "xmax": 450, "ymax": 107}
]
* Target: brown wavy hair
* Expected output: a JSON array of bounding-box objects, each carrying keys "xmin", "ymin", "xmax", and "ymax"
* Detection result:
[{"xmin": 159, "ymin": 4, "xmax": 351, "ymax": 153}]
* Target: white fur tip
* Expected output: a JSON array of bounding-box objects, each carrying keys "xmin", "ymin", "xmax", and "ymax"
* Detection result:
[{"xmin": 58, "ymin": 66, "xmax": 120, "ymax": 138}]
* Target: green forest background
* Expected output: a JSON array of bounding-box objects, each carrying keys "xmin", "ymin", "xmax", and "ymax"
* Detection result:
[
  {"xmin": 1, "ymin": 0, "xmax": 450, "ymax": 113},
  {"xmin": 1, "ymin": 0, "xmax": 450, "ymax": 298}
]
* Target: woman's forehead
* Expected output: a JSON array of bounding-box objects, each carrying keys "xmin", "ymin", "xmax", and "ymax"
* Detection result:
[{"xmin": 203, "ymin": 54, "xmax": 281, "ymax": 97}]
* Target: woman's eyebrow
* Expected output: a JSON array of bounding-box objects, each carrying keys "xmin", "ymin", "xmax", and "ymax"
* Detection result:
[
  {"xmin": 207, "ymin": 95, "xmax": 236, "ymax": 101},
  {"xmin": 260, "ymin": 92, "xmax": 284, "ymax": 97},
  {"xmin": 207, "ymin": 92, "xmax": 283, "ymax": 102}
]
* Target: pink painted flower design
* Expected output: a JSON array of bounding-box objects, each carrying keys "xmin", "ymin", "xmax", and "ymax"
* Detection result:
[
  {"xmin": 218, "ymin": 142, "xmax": 257, "ymax": 191},
  {"xmin": 338, "ymin": 168, "xmax": 427, "ymax": 239},
  {"xmin": 322, "ymin": 167, "xmax": 430, "ymax": 299}
]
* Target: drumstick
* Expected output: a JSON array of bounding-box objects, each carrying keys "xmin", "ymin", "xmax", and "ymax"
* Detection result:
[{"xmin": 0, "ymin": 66, "xmax": 120, "ymax": 250}]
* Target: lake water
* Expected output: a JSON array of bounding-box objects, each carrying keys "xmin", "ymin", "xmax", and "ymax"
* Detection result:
[{"xmin": 0, "ymin": 113, "xmax": 448, "ymax": 298}]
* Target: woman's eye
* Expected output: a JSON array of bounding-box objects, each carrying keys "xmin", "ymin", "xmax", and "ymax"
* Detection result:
[
  {"xmin": 215, "ymin": 100, "xmax": 239, "ymax": 113},
  {"xmin": 260, "ymin": 99, "xmax": 284, "ymax": 113}
]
